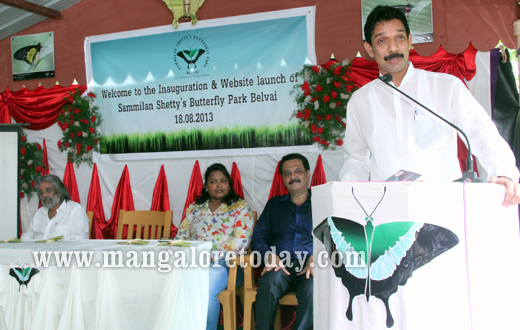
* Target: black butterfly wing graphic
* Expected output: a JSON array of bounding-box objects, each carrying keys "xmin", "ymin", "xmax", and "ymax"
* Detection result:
[
  {"xmin": 314, "ymin": 216, "xmax": 459, "ymax": 328},
  {"xmin": 14, "ymin": 43, "xmax": 42, "ymax": 65},
  {"xmin": 9, "ymin": 266, "xmax": 40, "ymax": 290},
  {"xmin": 177, "ymin": 49, "xmax": 205, "ymax": 69}
]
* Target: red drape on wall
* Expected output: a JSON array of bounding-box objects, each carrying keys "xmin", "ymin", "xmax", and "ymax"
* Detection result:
[
  {"xmin": 268, "ymin": 161, "xmax": 288, "ymax": 199},
  {"xmin": 0, "ymin": 85, "xmax": 87, "ymax": 129},
  {"xmin": 349, "ymin": 43, "xmax": 479, "ymax": 175},
  {"xmin": 108, "ymin": 165, "xmax": 135, "ymax": 239},
  {"xmin": 311, "ymin": 155, "xmax": 327, "ymax": 187},
  {"xmin": 87, "ymin": 164, "xmax": 106, "ymax": 239},
  {"xmin": 181, "ymin": 161, "xmax": 203, "ymax": 222},
  {"xmin": 63, "ymin": 160, "xmax": 80, "ymax": 203},
  {"xmin": 151, "ymin": 165, "xmax": 177, "ymax": 237},
  {"xmin": 231, "ymin": 162, "xmax": 244, "ymax": 199}
]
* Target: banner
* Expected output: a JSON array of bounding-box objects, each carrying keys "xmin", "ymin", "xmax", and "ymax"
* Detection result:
[{"xmin": 85, "ymin": 8, "xmax": 316, "ymax": 155}]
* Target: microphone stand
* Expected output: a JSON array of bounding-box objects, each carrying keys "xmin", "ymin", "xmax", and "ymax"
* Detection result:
[{"xmin": 378, "ymin": 74, "xmax": 485, "ymax": 183}]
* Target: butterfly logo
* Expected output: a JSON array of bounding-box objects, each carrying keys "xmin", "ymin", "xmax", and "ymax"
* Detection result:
[
  {"xmin": 177, "ymin": 48, "xmax": 205, "ymax": 69},
  {"xmin": 13, "ymin": 42, "xmax": 42, "ymax": 65},
  {"xmin": 9, "ymin": 265, "xmax": 40, "ymax": 290},
  {"xmin": 313, "ymin": 187, "xmax": 459, "ymax": 328}
]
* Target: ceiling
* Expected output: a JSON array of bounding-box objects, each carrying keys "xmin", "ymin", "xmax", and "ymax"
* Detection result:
[{"xmin": 0, "ymin": 0, "xmax": 82, "ymax": 41}]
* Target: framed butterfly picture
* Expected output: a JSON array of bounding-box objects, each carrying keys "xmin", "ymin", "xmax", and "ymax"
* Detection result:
[{"xmin": 11, "ymin": 32, "xmax": 55, "ymax": 81}]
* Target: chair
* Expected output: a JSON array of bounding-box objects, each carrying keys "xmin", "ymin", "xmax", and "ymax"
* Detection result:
[
  {"xmin": 218, "ymin": 211, "xmax": 257, "ymax": 330},
  {"xmin": 86, "ymin": 211, "xmax": 93, "ymax": 238},
  {"xmin": 116, "ymin": 210, "xmax": 173, "ymax": 239},
  {"xmin": 240, "ymin": 210, "xmax": 299, "ymax": 330}
]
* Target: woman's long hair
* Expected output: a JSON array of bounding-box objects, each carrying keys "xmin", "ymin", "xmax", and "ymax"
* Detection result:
[{"xmin": 195, "ymin": 163, "xmax": 240, "ymax": 206}]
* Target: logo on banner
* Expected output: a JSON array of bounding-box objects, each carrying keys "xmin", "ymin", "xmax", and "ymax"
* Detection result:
[{"xmin": 173, "ymin": 34, "xmax": 210, "ymax": 75}]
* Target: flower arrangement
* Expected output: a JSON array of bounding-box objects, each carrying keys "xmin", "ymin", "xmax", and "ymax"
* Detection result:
[
  {"xmin": 57, "ymin": 88, "xmax": 102, "ymax": 166},
  {"xmin": 292, "ymin": 57, "xmax": 358, "ymax": 149},
  {"xmin": 19, "ymin": 131, "xmax": 45, "ymax": 200}
]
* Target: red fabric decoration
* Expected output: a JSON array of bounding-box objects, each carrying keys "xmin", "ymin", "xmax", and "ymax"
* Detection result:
[
  {"xmin": 150, "ymin": 165, "xmax": 177, "ymax": 237},
  {"xmin": 311, "ymin": 155, "xmax": 327, "ymax": 187},
  {"xmin": 0, "ymin": 85, "xmax": 87, "ymax": 129},
  {"xmin": 268, "ymin": 161, "xmax": 288, "ymax": 199},
  {"xmin": 87, "ymin": 164, "xmax": 107, "ymax": 239},
  {"xmin": 181, "ymin": 161, "xmax": 203, "ymax": 222},
  {"xmin": 41, "ymin": 139, "xmax": 49, "ymax": 175},
  {"xmin": 230, "ymin": 162, "xmax": 244, "ymax": 199},
  {"xmin": 107, "ymin": 165, "xmax": 135, "ymax": 239},
  {"xmin": 63, "ymin": 160, "xmax": 80, "ymax": 203},
  {"xmin": 349, "ymin": 43, "xmax": 479, "ymax": 176}
]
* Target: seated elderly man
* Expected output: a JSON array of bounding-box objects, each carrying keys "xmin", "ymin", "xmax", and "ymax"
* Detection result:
[{"xmin": 22, "ymin": 174, "xmax": 89, "ymax": 240}]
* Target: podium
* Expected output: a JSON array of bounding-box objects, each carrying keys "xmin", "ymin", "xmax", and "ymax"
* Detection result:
[{"xmin": 311, "ymin": 181, "xmax": 520, "ymax": 330}]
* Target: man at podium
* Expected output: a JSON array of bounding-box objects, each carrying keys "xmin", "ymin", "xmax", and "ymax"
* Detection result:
[{"xmin": 340, "ymin": 5, "xmax": 520, "ymax": 206}]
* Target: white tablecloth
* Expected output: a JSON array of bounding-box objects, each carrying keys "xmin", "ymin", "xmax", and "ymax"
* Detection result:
[{"xmin": 0, "ymin": 240, "xmax": 211, "ymax": 330}]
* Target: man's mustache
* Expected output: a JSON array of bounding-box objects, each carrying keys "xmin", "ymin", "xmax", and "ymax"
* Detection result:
[
  {"xmin": 289, "ymin": 179, "xmax": 301, "ymax": 185},
  {"xmin": 384, "ymin": 53, "xmax": 404, "ymax": 61}
]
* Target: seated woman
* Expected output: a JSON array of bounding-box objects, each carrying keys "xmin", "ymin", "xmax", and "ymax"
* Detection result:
[{"xmin": 177, "ymin": 163, "xmax": 253, "ymax": 330}]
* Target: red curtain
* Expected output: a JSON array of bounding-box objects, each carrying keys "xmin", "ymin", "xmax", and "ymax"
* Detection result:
[
  {"xmin": 268, "ymin": 161, "xmax": 288, "ymax": 199},
  {"xmin": 108, "ymin": 165, "xmax": 135, "ymax": 239},
  {"xmin": 0, "ymin": 85, "xmax": 87, "ymax": 129},
  {"xmin": 231, "ymin": 162, "xmax": 244, "ymax": 199},
  {"xmin": 151, "ymin": 165, "xmax": 177, "ymax": 237},
  {"xmin": 311, "ymin": 155, "xmax": 327, "ymax": 187},
  {"xmin": 63, "ymin": 160, "xmax": 80, "ymax": 203},
  {"xmin": 87, "ymin": 164, "xmax": 107, "ymax": 239},
  {"xmin": 181, "ymin": 161, "xmax": 203, "ymax": 222}
]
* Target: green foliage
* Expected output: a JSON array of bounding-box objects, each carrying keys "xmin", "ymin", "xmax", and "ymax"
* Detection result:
[
  {"xmin": 57, "ymin": 88, "xmax": 102, "ymax": 166},
  {"xmin": 101, "ymin": 124, "xmax": 311, "ymax": 154},
  {"xmin": 19, "ymin": 131, "xmax": 45, "ymax": 200}
]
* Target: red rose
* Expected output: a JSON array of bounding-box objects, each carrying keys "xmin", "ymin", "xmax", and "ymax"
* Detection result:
[
  {"xmin": 303, "ymin": 108, "xmax": 311, "ymax": 120},
  {"xmin": 302, "ymin": 81, "xmax": 310, "ymax": 92},
  {"xmin": 65, "ymin": 142, "xmax": 71, "ymax": 148},
  {"xmin": 325, "ymin": 115, "xmax": 333, "ymax": 121},
  {"xmin": 70, "ymin": 133, "xmax": 75, "ymax": 139},
  {"xmin": 76, "ymin": 143, "xmax": 82, "ymax": 154},
  {"xmin": 89, "ymin": 127, "xmax": 95, "ymax": 134},
  {"xmin": 311, "ymin": 66, "xmax": 320, "ymax": 73},
  {"xmin": 62, "ymin": 123, "xmax": 69, "ymax": 131},
  {"xmin": 36, "ymin": 143, "xmax": 41, "ymax": 150},
  {"xmin": 315, "ymin": 84, "xmax": 323, "ymax": 92},
  {"xmin": 331, "ymin": 91, "xmax": 337, "ymax": 99},
  {"xmin": 77, "ymin": 132, "xmax": 82, "ymax": 137},
  {"xmin": 333, "ymin": 66, "xmax": 342, "ymax": 75},
  {"xmin": 323, "ymin": 141, "xmax": 330, "ymax": 147},
  {"xmin": 21, "ymin": 136, "xmax": 26, "ymax": 142},
  {"xmin": 30, "ymin": 180, "xmax": 35, "ymax": 188},
  {"xmin": 74, "ymin": 109, "xmax": 81, "ymax": 114},
  {"xmin": 342, "ymin": 122, "xmax": 346, "ymax": 127},
  {"xmin": 21, "ymin": 147, "xmax": 26, "ymax": 156},
  {"xmin": 335, "ymin": 115, "xmax": 343, "ymax": 122},
  {"xmin": 304, "ymin": 89, "xmax": 310, "ymax": 97},
  {"xmin": 317, "ymin": 116, "xmax": 323, "ymax": 121},
  {"xmin": 70, "ymin": 120, "xmax": 74, "ymax": 125},
  {"xmin": 87, "ymin": 92, "xmax": 96, "ymax": 98},
  {"xmin": 58, "ymin": 140, "xmax": 62, "ymax": 148},
  {"xmin": 35, "ymin": 166, "xmax": 42, "ymax": 172},
  {"xmin": 296, "ymin": 111, "xmax": 304, "ymax": 119},
  {"xmin": 65, "ymin": 95, "xmax": 74, "ymax": 103},
  {"xmin": 336, "ymin": 139, "xmax": 343, "ymax": 146},
  {"xmin": 91, "ymin": 116, "xmax": 96, "ymax": 123},
  {"xmin": 346, "ymin": 85, "xmax": 354, "ymax": 92},
  {"xmin": 312, "ymin": 136, "xmax": 321, "ymax": 142},
  {"xmin": 20, "ymin": 192, "xmax": 25, "ymax": 198},
  {"xmin": 317, "ymin": 127, "xmax": 324, "ymax": 134},
  {"xmin": 93, "ymin": 139, "xmax": 98, "ymax": 145},
  {"xmin": 311, "ymin": 96, "xmax": 318, "ymax": 103},
  {"xmin": 79, "ymin": 119, "xmax": 88, "ymax": 125},
  {"xmin": 333, "ymin": 81, "xmax": 342, "ymax": 88},
  {"xmin": 69, "ymin": 115, "xmax": 74, "ymax": 119},
  {"xmin": 323, "ymin": 95, "xmax": 330, "ymax": 103},
  {"xmin": 86, "ymin": 145, "xmax": 93, "ymax": 152},
  {"xmin": 342, "ymin": 75, "xmax": 350, "ymax": 82},
  {"xmin": 310, "ymin": 124, "xmax": 317, "ymax": 133},
  {"xmin": 336, "ymin": 101, "xmax": 342, "ymax": 107}
]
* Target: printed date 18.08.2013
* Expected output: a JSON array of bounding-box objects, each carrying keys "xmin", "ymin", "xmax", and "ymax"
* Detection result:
[{"xmin": 174, "ymin": 112, "xmax": 214, "ymax": 124}]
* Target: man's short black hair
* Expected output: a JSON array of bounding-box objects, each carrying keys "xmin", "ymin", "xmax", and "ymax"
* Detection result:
[
  {"xmin": 364, "ymin": 5, "xmax": 410, "ymax": 45},
  {"xmin": 279, "ymin": 153, "xmax": 310, "ymax": 175}
]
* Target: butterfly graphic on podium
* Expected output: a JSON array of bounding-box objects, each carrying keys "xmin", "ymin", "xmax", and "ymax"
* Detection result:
[
  {"xmin": 9, "ymin": 265, "xmax": 40, "ymax": 290},
  {"xmin": 313, "ymin": 187, "xmax": 459, "ymax": 328}
]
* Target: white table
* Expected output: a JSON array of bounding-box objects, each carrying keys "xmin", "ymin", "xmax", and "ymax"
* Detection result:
[{"xmin": 0, "ymin": 240, "xmax": 211, "ymax": 330}]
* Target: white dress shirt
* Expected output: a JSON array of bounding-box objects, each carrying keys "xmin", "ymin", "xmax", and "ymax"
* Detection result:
[
  {"xmin": 340, "ymin": 63, "xmax": 519, "ymax": 182},
  {"xmin": 22, "ymin": 200, "xmax": 89, "ymax": 240}
]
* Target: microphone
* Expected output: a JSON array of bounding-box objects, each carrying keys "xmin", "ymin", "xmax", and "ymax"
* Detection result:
[{"xmin": 378, "ymin": 73, "xmax": 484, "ymax": 183}]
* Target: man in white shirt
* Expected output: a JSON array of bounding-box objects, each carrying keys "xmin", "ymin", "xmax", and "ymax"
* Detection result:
[
  {"xmin": 340, "ymin": 5, "xmax": 520, "ymax": 206},
  {"xmin": 22, "ymin": 174, "xmax": 89, "ymax": 240}
]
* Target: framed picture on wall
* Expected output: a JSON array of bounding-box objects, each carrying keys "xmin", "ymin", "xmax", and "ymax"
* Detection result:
[{"xmin": 11, "ymin": 32, "xmax": 55, "ymax": 81}]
